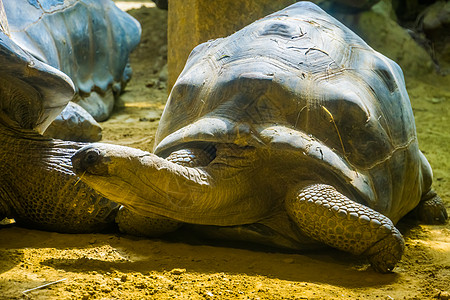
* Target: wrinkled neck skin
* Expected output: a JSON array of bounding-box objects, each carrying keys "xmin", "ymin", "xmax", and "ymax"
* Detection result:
[
  {"xmin": 0, "ymin": 115, "xmax": 117, "ymax": 231},
  {"xmin": 72, "ymin": 143, "xmax": 273, "ymax": 226},
  {"xmin": 0, "ymin": 116, "xmax": 79, "ymax": 218},
  {"xmin": 72, "ymin": 143, "xmax": 312, "ymax": 226}
]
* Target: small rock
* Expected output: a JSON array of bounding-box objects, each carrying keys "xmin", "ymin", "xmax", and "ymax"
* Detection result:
[
  {"xmin": 431, "ymin": 97, "xmax": 444, "ymax": 104},
  {"xmin": 169, "ymin": 268, "xmax": 186, "ymax": 275},
  {"xmin": 157, "ymin": 81, "xmax": 167, "ymax": 90},
  {"xmin": 135, "ymin": 282, "xmax": 147, "ymax": 289},
  {"xmin": 158, "ymin": 64, "xmax": 168, "ymax": 82},
  {"xmin": 437, "ymin": 291, "xmax": 450, "ymax": 300},
  {"xmin": 145, "ymin": 81, "xmax": 156, "ymax": 88},
  {"xmin": 283, "ymin": 258, "xmax": 295, "ymax": 264},
  {"xmin": 89, "ymin": 238, "xmax": 96, "ymax": 244},
  {"xmin": 121, "ymin": 274, "xmax": 128, "ymax": 282}
]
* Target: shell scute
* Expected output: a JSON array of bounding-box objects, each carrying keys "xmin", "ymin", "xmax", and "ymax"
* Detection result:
[
  {"xmin": 0, "ymin": 26, "xmax": 74, "ymax": 133},
  {"xmin": 4, "ymin": 0, "xmax": 141, "ymax": 117}
]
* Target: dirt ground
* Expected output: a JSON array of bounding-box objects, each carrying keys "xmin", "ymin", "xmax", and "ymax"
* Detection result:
[{"xmin": 1, "ymin": 3, "xmax": 450, "ymax": 300}]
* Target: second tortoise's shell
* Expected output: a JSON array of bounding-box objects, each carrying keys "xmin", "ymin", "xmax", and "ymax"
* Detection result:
[
  {"xmin": 154, "ymin": 2, "xmax": 432, "ymax": 223},
  {"xmin": 3, "ymin": 0, "xmax": 141, "ymax": 119},
  {"xmin": 0, "ymin": 30, "xmax": 74, "ymax": 133}
]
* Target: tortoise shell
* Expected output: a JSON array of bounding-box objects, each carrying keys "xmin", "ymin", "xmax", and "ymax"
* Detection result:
[
  {"xmin": 3, "ymin": 0, "xmax": 141, "ymax": 120},
  {"xmin": 154, "ymin": 2, "xmax": 432, "ymax": 223},
  {"xmin": 0, "ymin": 29, "xmax": 74, "ymax": 133}
]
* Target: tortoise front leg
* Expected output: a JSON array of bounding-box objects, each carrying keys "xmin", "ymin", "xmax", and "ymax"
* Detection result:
[{"xmin": 285, "ymin": 184, "xmax": 404, "ymax": 273}]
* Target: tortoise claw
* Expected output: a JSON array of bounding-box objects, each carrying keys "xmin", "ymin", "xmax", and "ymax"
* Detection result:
[
  {"xmin": 366, "ymin": 230, "xmax": 405, "ymax": 273},
  {"xmin": 414, "ymin": 191, "xmax": 448, "ymax": 225}
]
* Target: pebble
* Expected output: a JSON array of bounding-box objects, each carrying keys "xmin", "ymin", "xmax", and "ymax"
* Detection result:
[
  {"xmin": 169, "ymin": 268, "xmax": 186, "ymax": 275},
  {"xmin": 436, "ymin": 291, "xmax": 450, "ymax": 300},
  {"xmin": 431, "ymin": 97, "xmax": 444, "ymax": 104},
  {"xmin": 283, "ymin": 258, "xmax": 295, "ymax": 264}
]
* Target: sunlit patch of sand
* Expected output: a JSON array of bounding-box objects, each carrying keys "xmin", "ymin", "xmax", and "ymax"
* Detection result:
[
  {"xmin": 115, "ymin": 1, "xmax": 155, "ymax": 11},
  {"xmin": 408, "ymin": 226, "xmax": 450, "ymax": 264}
]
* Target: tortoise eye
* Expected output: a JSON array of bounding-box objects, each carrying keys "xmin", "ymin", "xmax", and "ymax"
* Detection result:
[{"xmin": 84, "ymin": 149, "xmax": 100, "ymax": 165}]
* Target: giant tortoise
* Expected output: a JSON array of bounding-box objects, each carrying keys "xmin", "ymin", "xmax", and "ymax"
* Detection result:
[
  {"xmin": 72, "ymin": 2, "xmax": 448, "ymax": 272},
  {"xmin": 0, "ymin": 0, "xmax": 142, "ymax": 232}
]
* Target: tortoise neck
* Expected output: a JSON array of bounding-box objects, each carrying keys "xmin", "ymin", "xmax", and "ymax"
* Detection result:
[
  {"xmin": 0, "ymin": 113, "xmax": 87, "ymax": 220},
  {"xmin": 0, "ymin": 112, "xmax": 49, "ymax": 141},
  {"xmin": 0, "ymin": 118, "xmax": 44, "ymax": 218}
]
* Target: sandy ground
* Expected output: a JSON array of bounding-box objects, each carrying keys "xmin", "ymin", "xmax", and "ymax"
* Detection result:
[{"xmin": 1, "ymin": 3, "xmax": 450, "ymax": 300}]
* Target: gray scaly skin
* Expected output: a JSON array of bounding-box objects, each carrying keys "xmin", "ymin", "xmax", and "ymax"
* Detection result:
[
  {"xmin": 0, "ymin": 13, "xmax": 118, "ymax": 232},
  {"xmin": 71, "ymin": 2, "xmax": 448, "ymax": 273},
  {"xmin": 114, "ymin": 148, "xmax": 213, "ymax": 237},
  {"xmin": 0, "ymin": 111, "xmax": 118, "ymax": 232},
  {"xmin": 286, "ymin": 184, "xmax": 405, "ymax": 273}
]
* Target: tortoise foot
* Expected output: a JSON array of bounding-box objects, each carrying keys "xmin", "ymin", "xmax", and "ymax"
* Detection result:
[
  {"xmin": 414, "ymin": 190, "xmax": 448, "ymax": 225},
  {"xmin": 286, "ymin": 184, "xmax": 405, "ymax": 273},
  {"xmin": 76, "ymin": 90, "xmax": 115, "ymax": 122},
  {"xmin": 44, "ymin": 102, "xmax": 102, "ymax": 142},
  {"xmin": 364, "ymin": 230, "xmax": 405, "ymax": 273}
]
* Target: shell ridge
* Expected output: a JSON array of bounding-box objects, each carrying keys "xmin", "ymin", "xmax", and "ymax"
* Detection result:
[
  {"xmin": 0, "ymin": 43, "xmax": 74, "ymax": 132},
  {"xmin": 9, "ymin": 1, "xmax": 78, "ymax": 33}
]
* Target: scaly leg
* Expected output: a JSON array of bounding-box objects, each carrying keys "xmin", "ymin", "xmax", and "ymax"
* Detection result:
[{"xmin": 285, "ymin": 184, "xmax": 404, "ymax": 273}]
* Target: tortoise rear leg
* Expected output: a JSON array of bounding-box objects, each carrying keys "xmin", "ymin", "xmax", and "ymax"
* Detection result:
[
  {"xmin": 412, "ymin": 189, "xmax": 448, "ymax": 224},
  {"xmin": 285, "ymin": 184, "xmax": 405, "ymax": 273}
]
